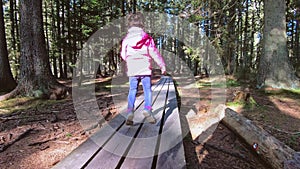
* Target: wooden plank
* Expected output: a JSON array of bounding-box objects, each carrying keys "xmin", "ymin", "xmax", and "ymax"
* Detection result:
[
  {"xmin": 156, "ymin": 142, "xmax": 186, "ymax": 169},
  {"xmin": 156, "ymin": 78, "xmax": 186, "ymax": 169},
  {"xmin": 52, "ymin": 114, "xmax": 124, "ymax": 169},
  {"xmin": 85, "ymin": 125, "xmax": 141, "ymax": 169},
  {"xmin": 119, "ymin": 77, "xmax": 170, "ymax": 169},
  {"xmin": 53, "ymin": 78, "xmax": 166, "ymax": 169},
  {"xmin": 85, "ymin": 78, "xmax": 168, "ymax": 169},
  {"xmin": 52, "ymin": 138, "xmax": 99, "ymax": 169}
]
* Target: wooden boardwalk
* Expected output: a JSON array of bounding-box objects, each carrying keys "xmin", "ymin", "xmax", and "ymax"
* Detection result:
[{"xmin": 53, "ymin": 76, "xmax": 186, "ymax": 169}]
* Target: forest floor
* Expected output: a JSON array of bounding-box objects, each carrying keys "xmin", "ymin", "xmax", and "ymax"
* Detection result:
[{"xmin": 0, "ymin": 75, "xmax": 299, "ymax": 169}]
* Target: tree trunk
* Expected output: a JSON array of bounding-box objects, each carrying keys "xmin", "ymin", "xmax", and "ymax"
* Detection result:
[
  {"xmin": 0, "ymin": 0, "xmax": 67, "ymax": 101},
  {"xmin": 250, "ymin": 4, "xmax": 256, "ymax": 70},
  {"xmin": 66, "ymin": 1, "xmax": 73, "ymax": 76},
  {"xmin": 9, "ymin": 0, "xmax": 18, "ymax": 78},
  {"xmin": 295, "ymin": 11, "xmax": 300, "ymax": 64},
  {"xmin": 257, "ymin": 0, "xmax": 299, "ymax": 89},
  {"xmin": 0, "ymin": 0, "xmax": 17, "ymax": 92},
  {"xmin": 235, "ymin": 1, "xmax": 243, "ymax": 74},
  {"xmin": 9, "ymin": 0, "xmax": 17, "ymax": 54},
  {"xmin": 121, "ymin": 0, "xmax": 126, "ymax": 16},
  {"xmin": 132, "ymin": 0, "xmax": 137, "ymax": 13},
  {"xmin": 241, "ymin": 1, "xmax": 250, "ymax": 79},
  {"xmin": 51, "ymin": 0, "xmax": 58, "ymax": 78},
  {"xmin": 44, "ymin": 0, "xmax": 50, "ymax": 56},
  {"xmin": 56, "ymin": 0, "xmax": 64, "ymax": 79},
  {"xmin": 225, "ymin": 0, "xmax": 236, "ymax": 75}
]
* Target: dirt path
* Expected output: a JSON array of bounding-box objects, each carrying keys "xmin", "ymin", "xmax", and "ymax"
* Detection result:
[{"xmin": 0, "ymin": 77, "xmax": 299, "ymax": 169}]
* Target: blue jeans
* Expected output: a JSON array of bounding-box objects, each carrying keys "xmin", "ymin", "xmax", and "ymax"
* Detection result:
[{"xmin": 127, "ymin": 76, "xmax": 152, "ymax": 112}]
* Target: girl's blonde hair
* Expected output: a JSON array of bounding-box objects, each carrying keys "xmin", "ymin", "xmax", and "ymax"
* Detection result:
[{"xmin": 127, "ymin": 12, "xmax": 145, "ymax": 28}]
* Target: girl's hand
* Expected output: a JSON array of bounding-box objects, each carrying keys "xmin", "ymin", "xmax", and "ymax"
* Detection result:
[{"xmin": 161, "ymin": 67, "xmax": 166, "ymax": 75}]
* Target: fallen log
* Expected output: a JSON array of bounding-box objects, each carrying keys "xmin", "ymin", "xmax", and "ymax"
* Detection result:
[
  {"xmin": 284, "ymin": 152, "xmax": 300, "ymax": 169},
  {"xmin": 222, "ymin": 108, "xmax": 296, "ymax": 169}
]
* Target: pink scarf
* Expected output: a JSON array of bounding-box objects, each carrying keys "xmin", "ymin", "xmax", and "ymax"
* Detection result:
[{"xmin": 132, "ymin": 34, "xmax": 152, "ymax": 49}]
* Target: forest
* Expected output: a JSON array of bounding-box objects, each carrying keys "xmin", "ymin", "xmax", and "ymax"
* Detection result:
[
  {"xmin": 0, "ymin": 0, "xmax": 299, "ymax": 169},
  {"xmin": 0, "ymin": 0, "xmax": 299, "ymax": 97}
]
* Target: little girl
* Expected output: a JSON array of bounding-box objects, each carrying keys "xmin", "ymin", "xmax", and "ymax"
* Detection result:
[{"xmin": 120, "ymin": 12, "xmax": 166, "ymax": 125}]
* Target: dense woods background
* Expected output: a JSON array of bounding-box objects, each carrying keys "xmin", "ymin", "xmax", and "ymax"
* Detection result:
[{"xmin": 0, "ymin": 0, "xmax": 300, "ymax": 99}]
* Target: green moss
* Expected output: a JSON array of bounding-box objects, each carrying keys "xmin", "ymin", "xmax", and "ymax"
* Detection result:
[
  {"xmin": 65, "ymin": 133, "xmax": 73, "ymax": 138},
  {"xmin": 262, "ymin": 88, "xmax": 300, "ymax": 100},
  {"xmin": 196, "ymin": 81, "xmax": 211, "ymax": 88},
  {"xmin": 196, "ymin": 78, "xmax": 240, "ymax": 89},
  {"xmin": 244, "ymin": 96, "xmax": 259, "ymax": 109},
  {"xmin": 227, "ymin": 96, "xmax": 259, "ymax": 110},
  {"xmin": 289, "ymin": 88, "xmax": 300, "ymax": 94},
  {"xmin": 226, "ymin": 101, "xmax": 245, "ymax": 107},
  {"xmin": 0, "ymin": 97, "xmax": 63, "ymax": 116},
  {"xmin": 226, "ymin": 79, "xmax": 240, "ymax": 87}
]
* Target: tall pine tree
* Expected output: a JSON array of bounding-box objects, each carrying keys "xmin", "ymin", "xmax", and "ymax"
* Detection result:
[
  {"xmin": 1, "ymin": 0, "xmax": 68, "ymax": 100},
  {"xmin": 257, "ymin": 0, "xmax": 299, "ymax": 89},
  {"xmin": 0, "ymin": 0, "xmax": 17, "ymax": 93}
]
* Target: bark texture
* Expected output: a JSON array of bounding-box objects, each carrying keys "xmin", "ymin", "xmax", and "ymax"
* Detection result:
[
  {"xmin": 257, "ymin": 0, "xmax": 299, "ymax": 89},
  {"xmin": 0, "ymin": 0, "xmax": 67, "ymax": 101}
]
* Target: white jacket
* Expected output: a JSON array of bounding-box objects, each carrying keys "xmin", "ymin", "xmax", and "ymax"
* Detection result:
[{"xmin": 121, "ymin": 27, "xmax": 166, "ymax": 76}]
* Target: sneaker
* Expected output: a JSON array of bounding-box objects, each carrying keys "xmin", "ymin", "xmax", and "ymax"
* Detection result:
[
  {"xmin": 126, "ymin": 111, "xmax": 134, "ymax": 125},
  {"xmin": 142, "ymin": 110, "xmax": 156, "ymax": 124}
]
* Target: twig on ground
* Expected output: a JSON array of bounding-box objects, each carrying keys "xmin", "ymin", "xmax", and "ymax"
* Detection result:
[
  {"xmin": 28, "ymin": 138, "xmax": 57, "ymax": 146},
  {"xmin": 28, "ymin": 130, "xmax": 65, "ymax": 146},
  {"xmin": 0, "ymin": 128, "xmax": 33, "ymax": 152},
  {"xmin": 258, "ymin": 122, "xmax": 300, "ymax": 135}
]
